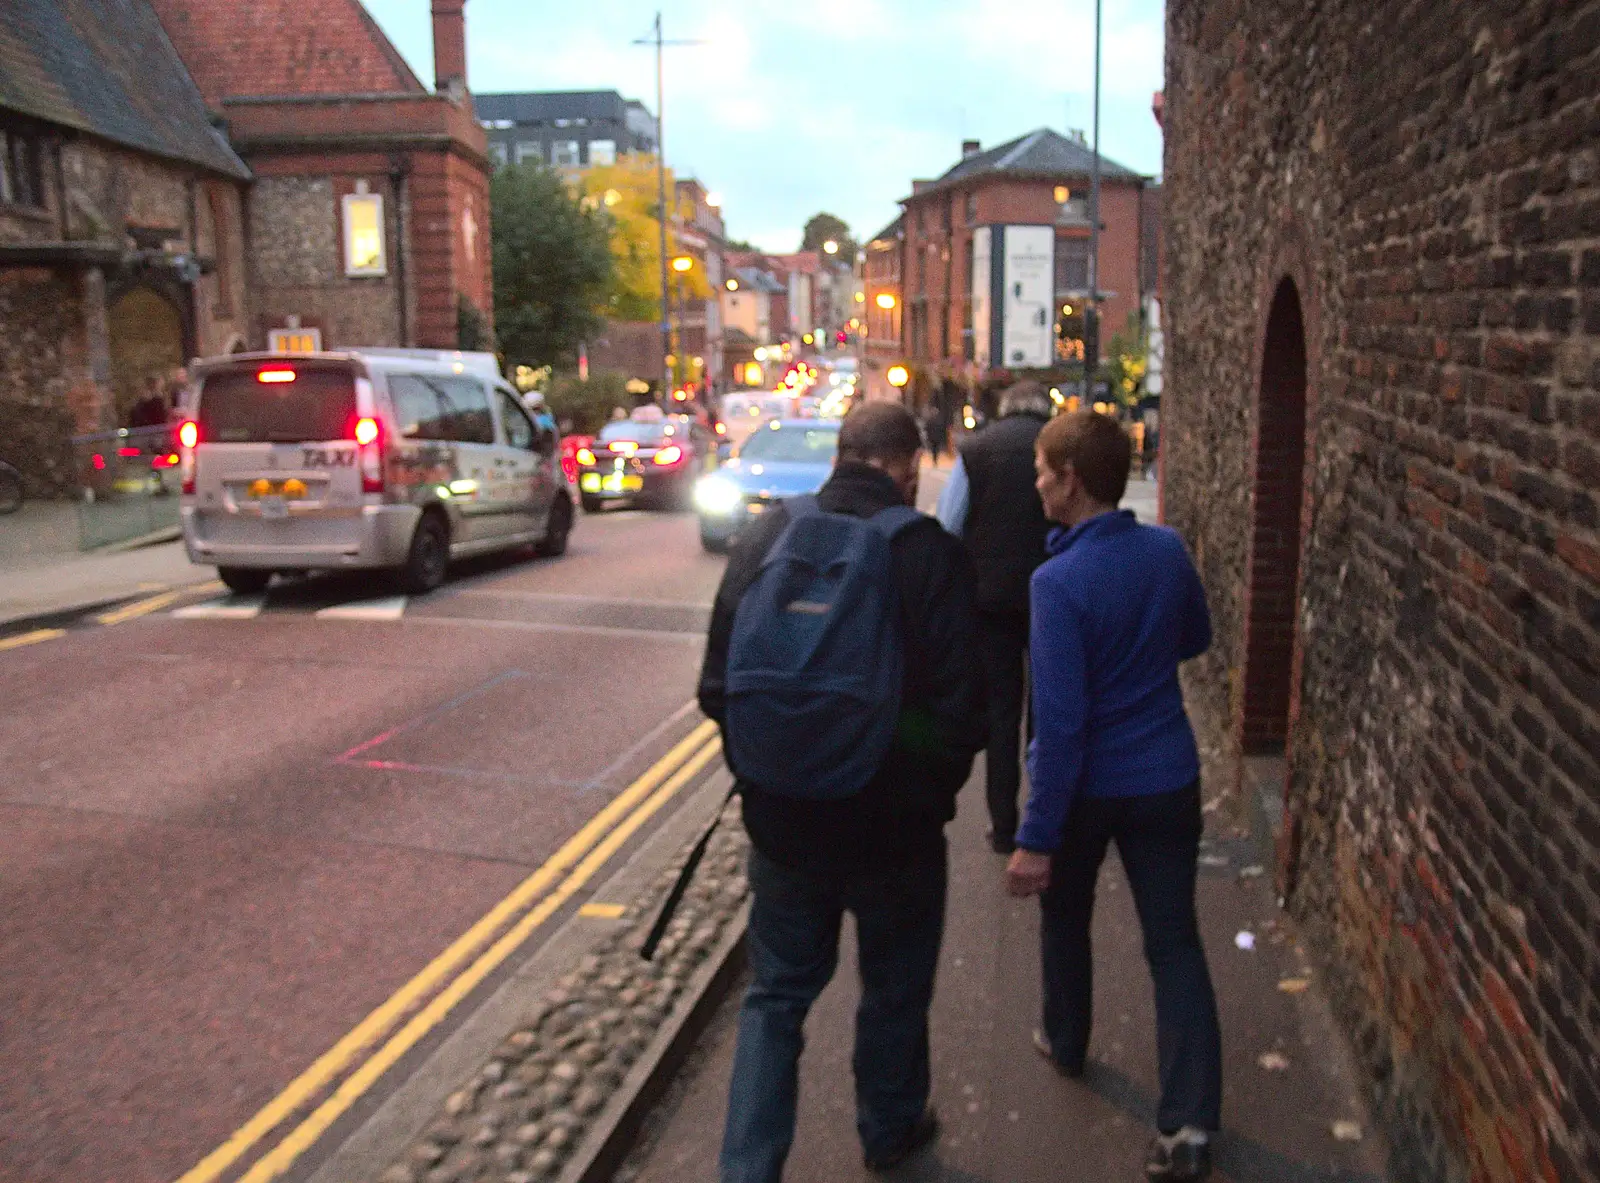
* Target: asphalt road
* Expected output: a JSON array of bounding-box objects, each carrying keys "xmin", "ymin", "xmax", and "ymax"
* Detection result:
[{"xmin": 0, "ymin": 506, "xmax": 726, "ymax": 1183}]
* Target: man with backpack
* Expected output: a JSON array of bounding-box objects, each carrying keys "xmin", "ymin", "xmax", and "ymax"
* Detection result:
[{"xmin": 699, "ymin": 401, "xmax": 984, "ymax": 1183}]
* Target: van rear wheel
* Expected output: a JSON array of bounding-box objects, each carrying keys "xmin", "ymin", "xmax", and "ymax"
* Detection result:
[
  {"xmin": 535, "ymin": 496, "xmax": 573, "ymax": 557},
  {"xmin": 217, "ymin": 567, "xmax": 271, "ymax": 595},
  {"xmin": 398, "ymin": 513, "xmax": 449, "ymax": 594}
]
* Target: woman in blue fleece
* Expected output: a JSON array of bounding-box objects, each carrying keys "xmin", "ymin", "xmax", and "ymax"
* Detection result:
[{"xmin": 1004, "ymin": 410, "xmax": 1222, "ymax": 1183}]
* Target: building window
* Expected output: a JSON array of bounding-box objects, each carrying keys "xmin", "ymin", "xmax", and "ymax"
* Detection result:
[
  {"xmin": 488, "ymin": 142, "xmax": 509, "ymax": 167},
  {"xmin": 342, "ymin": 192, "xmax": 387, "ymax": 276},
  {"xmin": 965, "ymin": 191, "xmax": 977, "ymax": 225},
  {"xmin": 588, "ymin": 140, "xmax": 617, "ymax": 166},
  {"xmin": 551, "ymin": 140, "xmax": 580, "ymax": 167},
  {"xmin": 514, "ymin": 141, "xmax": 543, "ymax": 165},
  {"xmin": 0, "ymin": 126, "xmax": 44, "ymax": 208},
  {"xmin": 1056, "ymin": 239, "xmax": 1089, "ymax": 293}
]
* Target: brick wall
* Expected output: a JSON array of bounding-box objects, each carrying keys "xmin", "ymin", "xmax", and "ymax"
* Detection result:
[{"xmin": 1162, "ymin": 1, "xmax": 1600, "ymax": 1179}]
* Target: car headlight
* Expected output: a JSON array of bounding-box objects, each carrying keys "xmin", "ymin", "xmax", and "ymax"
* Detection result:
[{"xmin": 694, "ymin": 476, "xmax": 742, "ymax": 515}]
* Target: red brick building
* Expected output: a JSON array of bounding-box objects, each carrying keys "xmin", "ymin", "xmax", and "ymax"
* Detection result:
[
  {"xmin": 151, "ymin": 0, "xmax": 493, "ymax": 351},
  {"xmin": 887, "ymin": 130, "xmax": 1152, "ymax": 397},
  {"xmin": 1163, "ymin": 1, "xmax": 1600, "ymax": 1177}
]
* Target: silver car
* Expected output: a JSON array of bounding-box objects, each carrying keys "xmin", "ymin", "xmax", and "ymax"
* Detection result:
[{"xmin": 178, "ymin": 350, "xmax": 574, "ymax": 594}]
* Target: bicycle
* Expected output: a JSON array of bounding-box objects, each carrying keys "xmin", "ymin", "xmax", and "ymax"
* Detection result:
[{"xmin": 0, "ymin": 460, "xmax": 21, "ymax": 515}]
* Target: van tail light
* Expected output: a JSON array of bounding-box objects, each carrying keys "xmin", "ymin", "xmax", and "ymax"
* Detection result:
[
  {"xmin": 354, "ymin": 417, "xmax": 385, "ymax": 493},
  {"xmin": 178, "ymin": 421, "xmax": 199, "ymax": 493},
  {"xmin": 653, "ymin": 445, "xmax": 684, "ymax": 467}
]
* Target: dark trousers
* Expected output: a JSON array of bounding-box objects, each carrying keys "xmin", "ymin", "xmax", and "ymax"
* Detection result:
[
  {"xmin": 977, "ymin": 608, "xmax": 1029, "ymax": 844},
  {"xmin": 1038, "ymin": 781, "xmax": 1223, "ymax": 1133},
  {"xmin": 720, "ymin": 845, "xmax": 947, "ymax": 1183}
]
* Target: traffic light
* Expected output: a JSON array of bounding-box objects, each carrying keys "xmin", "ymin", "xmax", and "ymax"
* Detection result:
[{"xmin": 836, "ymin": 330, "xmax": 847, "ymax": 346}]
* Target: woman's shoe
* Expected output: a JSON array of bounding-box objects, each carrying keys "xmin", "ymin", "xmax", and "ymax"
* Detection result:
[{"xmin": 1031, "ymin": 1028, "xmax": 1084, "ymax": 1077}]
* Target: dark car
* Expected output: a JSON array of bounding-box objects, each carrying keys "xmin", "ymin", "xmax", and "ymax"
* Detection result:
[{"xmin": 576, "ymin": 411, "xmax": 711, "ymax": 512}]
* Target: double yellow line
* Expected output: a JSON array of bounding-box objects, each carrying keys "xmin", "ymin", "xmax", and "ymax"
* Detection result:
[{"xmin": 177, "ymin": 718, "xmax": 723, "ymax": 1183}]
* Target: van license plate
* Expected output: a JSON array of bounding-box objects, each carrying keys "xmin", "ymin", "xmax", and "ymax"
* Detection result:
[{"xmin": 259, "ymin": 495, "xmax": 287, "ymax": 519}]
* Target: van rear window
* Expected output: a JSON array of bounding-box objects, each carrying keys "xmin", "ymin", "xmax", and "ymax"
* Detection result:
[{"xmin": 197, "ymin": 367, "xmax": 358, "ymax": 442}]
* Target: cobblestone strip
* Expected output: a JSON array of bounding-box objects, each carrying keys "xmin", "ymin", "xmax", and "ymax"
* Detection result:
[{"xmin": 373, "ymin": 800, "xmax": 749, "ymax": 1183}]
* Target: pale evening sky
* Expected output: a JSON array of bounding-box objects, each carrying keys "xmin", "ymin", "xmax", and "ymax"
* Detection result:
[{"xmin": 362, "ymin": 0, "xmax": 1166, "ymax": 252}]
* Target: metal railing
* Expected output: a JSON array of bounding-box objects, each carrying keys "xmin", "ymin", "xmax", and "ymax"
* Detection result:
[{"xmin": 69, "ymin": 424, "xmax": 183, "ymax": 550}]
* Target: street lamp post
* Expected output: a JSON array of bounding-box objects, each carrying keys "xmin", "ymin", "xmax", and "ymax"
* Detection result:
[
  {"xmin": 671, "ymin": 255, "xmax": 693, "ymax": 392},
  {"xmin": 1084, "ymin": 0, "xmax": 1103, "ymax": 387}
]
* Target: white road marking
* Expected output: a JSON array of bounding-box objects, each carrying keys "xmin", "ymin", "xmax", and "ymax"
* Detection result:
[
  {"xmin": 171, "ymin": 596, "xmax": 266, "ymax": 619},
  {"xmin": 451, "ymin": 588, "xmax": 712, "ymax": 611},
  {"xmin": 314, "ymin": 596, "xmax": 409, "ymax": 621}
]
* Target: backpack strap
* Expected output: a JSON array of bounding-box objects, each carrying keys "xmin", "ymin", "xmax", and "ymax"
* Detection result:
[{"xmin": 869, "ymin": 503, "xmax": 926, "ymax": 539}]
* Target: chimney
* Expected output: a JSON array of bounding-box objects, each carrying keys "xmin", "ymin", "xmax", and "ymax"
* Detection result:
[
  {"xmin": 961, "ymin": 139, "xmax": 981, "ymax": 158},
  {"xmin": 432, "ymin": 0, "xmax": 467, "ymax": 99}
]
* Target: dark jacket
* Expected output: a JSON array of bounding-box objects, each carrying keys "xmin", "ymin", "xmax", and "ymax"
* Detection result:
[
  {"xmin": 959, "ymin": 411, "xmax": 1052, "ymax": 613},
  {"xmin": 698, "ymin": 462, "xmax": 985, "ymax": 871}
]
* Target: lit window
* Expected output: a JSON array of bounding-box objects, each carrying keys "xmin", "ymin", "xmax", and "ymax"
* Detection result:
[
  {"xmin": 588, "ymin": 140, "xmax": 617, "ymax": 166},
  {"xmin": 342, "ymin": 192, "xmax": 386, "ymax": 276}
]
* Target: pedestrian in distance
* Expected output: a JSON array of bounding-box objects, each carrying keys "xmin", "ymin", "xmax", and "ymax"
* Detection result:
[
  {"xmin": 921, "ymin": 402, "xmax": 947, "ymax": 466},
  {"xmin": 1005, "ymin": 410, "xmax": 1223, "ymax": 1183},
  {"xmin": 699, "ymin": 401, "xmax": 984, "ymax": 1183},
  {"xmin": 935, "ymin": 379, "xmax": 1054, "ymax": 855}
]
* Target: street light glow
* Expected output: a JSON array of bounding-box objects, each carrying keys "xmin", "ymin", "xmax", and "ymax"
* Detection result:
[
  {"xmin": 875, "ymin": 293, "xmax": 897, "ymax": 310},
  {"xmin": 886, "ymin": 364, "xmax": 910, "ymax": 388},
  {"xmin": 705, "ymin": 192, "xmax": 722, "ymax": 207},
  {"xmin": 672, "ymin": 255, "xmax": 694, "ymax": 273},
  {"xmin": 823, "ymin": 240, "xmax": 839, "ymax": 255},
  {"xmin": 725, "ymin": 278, "xmax": 739, "ymax": 291}
]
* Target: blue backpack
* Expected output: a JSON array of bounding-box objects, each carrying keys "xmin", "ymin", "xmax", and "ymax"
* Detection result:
[{"xmin": 723, "ymin": 495, "xmax": 924, "ymax": 799}]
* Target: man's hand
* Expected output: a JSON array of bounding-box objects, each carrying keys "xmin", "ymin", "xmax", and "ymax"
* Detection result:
[{"xmin": 1006, "ymin": 849, "xmax": 1052, "ymax": 897}]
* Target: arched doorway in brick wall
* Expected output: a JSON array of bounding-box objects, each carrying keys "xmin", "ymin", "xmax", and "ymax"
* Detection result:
[
  {"xmin": 1241, "ymin": 277, "xmax": 1308, "ymax": 756},
  {"xmin": 108, "ymin": 285, "xmax": 186, "ymax": 426}
]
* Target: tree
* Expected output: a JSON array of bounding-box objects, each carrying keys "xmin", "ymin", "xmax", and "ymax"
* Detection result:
[
  {"xmin": 574, "ymin": 156, "xmax": 709, "ymax": 324},
  {"xmin": 1099, "ymin": 311, "xmax": 1149, "ymax": 407},
  {"xmin": 800, "ymin": 212, "xmax": 857, "ymax": 259},
  {"xmin": 491, "ymin": 163, "xmax": 614, "ymax": 369}
]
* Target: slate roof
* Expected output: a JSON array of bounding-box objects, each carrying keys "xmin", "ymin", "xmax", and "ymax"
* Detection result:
[
  {"xmin": 866, "ymin": 214, "xmax": 904, "ymax": 244},
  {"xmin": 733, "ymin": 267, "xmax": 786, "ymax": 294},
  {"xmin": 910, "ymin": 128, "xmax": 1142, "ymax": 200},
  {"xmin": 0, "ymin": 0, "xmax": 248, "ymax": 178},
  {"xmin": 147, "ymin": 0, "xmax": 424, "ymax": 105}
]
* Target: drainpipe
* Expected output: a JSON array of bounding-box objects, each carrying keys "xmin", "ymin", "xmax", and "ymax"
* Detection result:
[{"xmin": 390, "ymin": 156, "xmax": 411, "ymax": 345}]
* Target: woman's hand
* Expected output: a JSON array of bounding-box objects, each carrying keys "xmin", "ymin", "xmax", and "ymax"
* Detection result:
[{"xmin": 1006, "ymin": 849, "xmax": 1052, "ymax": 897}]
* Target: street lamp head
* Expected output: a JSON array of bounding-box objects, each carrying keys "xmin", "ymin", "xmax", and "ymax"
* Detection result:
[
  {"xmin": 875, "ymin": 293, "xmax": 897, "ymax": 310},
  {"xmin": 886, "ymin": 364, "xmax": 910, "ymax": 388},
  {"xmin": 725, "ymin": 278, "xmax": 739, "ymax": 291},
  {"xmin": 823, "ymin": 240, "xmax": 839, "ymax": 255},
  {"xmin": 672, "ymin": 255, "xmax": 694, "ymax": 273}
]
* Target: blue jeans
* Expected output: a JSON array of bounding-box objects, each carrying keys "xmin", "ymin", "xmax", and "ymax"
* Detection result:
[
  {"xmin": 1038, "ymin": 780, "xmax": 1223, "ymax": 1133},
  {"xmin": 720, "ymin": 844, "xmax": 947, "ymax": 1183}
]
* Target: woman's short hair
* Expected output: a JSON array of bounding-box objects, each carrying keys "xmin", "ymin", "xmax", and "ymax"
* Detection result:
[{"xmin": 1036, "ymin": 410, "xmax": 1132, "ymax": 505}]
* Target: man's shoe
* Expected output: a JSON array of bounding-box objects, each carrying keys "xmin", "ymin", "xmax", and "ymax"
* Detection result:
[
  {"xmin": 1144, "ymin": 1127, "xmax": 1212, "ymax": 1181},
  {"xmin": 864, "ymin": 1108, "xmax": 939, "ymax": 1172},
  {"xmin": 1031, "ymin": 1028, "xmax": 1084, "ymax": 1078}
]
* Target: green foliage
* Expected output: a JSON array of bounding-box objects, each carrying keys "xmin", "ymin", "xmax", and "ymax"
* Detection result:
[
  {"xmin": 457, "ymin": 294, "xmax": 492, "ymax": 352},
  {"xmin": 800, "ymin": 212, "xmax": 857, "ymax": 259},
  {"xmin": 544, "ymin": 371, "xmax": 632, "ymax": 436},
  {"xmin": 1099, "ymin": 310, "xmax": 1149, "ymax": 407},
  {"xmin": 491, "ymin": 163, "xmax": 614, "ymax": 370},
  {"xmin": 725, "ymin": 236, "xmax": 757, "ymax": 252}
]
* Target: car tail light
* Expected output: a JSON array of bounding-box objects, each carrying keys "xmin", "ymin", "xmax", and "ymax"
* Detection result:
[
  {"xmin": 353, "ymin": 416, "xmax": 384, "ymax": 493},
  {"xmin": 576, "ymin": 447, "xmax": 596, "ymax": 467},
  {"xmin": 178, "ymin": 420, "xmax": 199, "ymax": 493},
  {"xmin": 653, "ymin": 445, "xmax": 684, "ymax": 466},
  {"xmin": 258, "ymin": 368, "xmax": 296, "ymax": 383}
]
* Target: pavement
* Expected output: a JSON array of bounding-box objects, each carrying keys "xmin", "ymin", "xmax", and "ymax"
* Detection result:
[
  {"xmin": 0, "ymin": 498, "xmax": 203, "ymax": 630},
  {"xmin": 613, "ymin": 462, "xmax": 1391, "ymax": 1183}
]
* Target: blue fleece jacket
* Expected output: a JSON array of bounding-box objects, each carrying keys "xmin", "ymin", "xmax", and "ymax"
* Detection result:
[{"xmin": 1017, "ymin": 510, "xmax": 1212, "ymax": 852}]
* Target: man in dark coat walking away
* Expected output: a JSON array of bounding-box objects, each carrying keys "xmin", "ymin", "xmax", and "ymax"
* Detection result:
[
  {"xmin": 700, "ymin": 401, "xmax": 984, "ymax": 1183},
  {"xmin": 935, "ymin": 380, "xmax": 1054, "ymax": 853}
]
